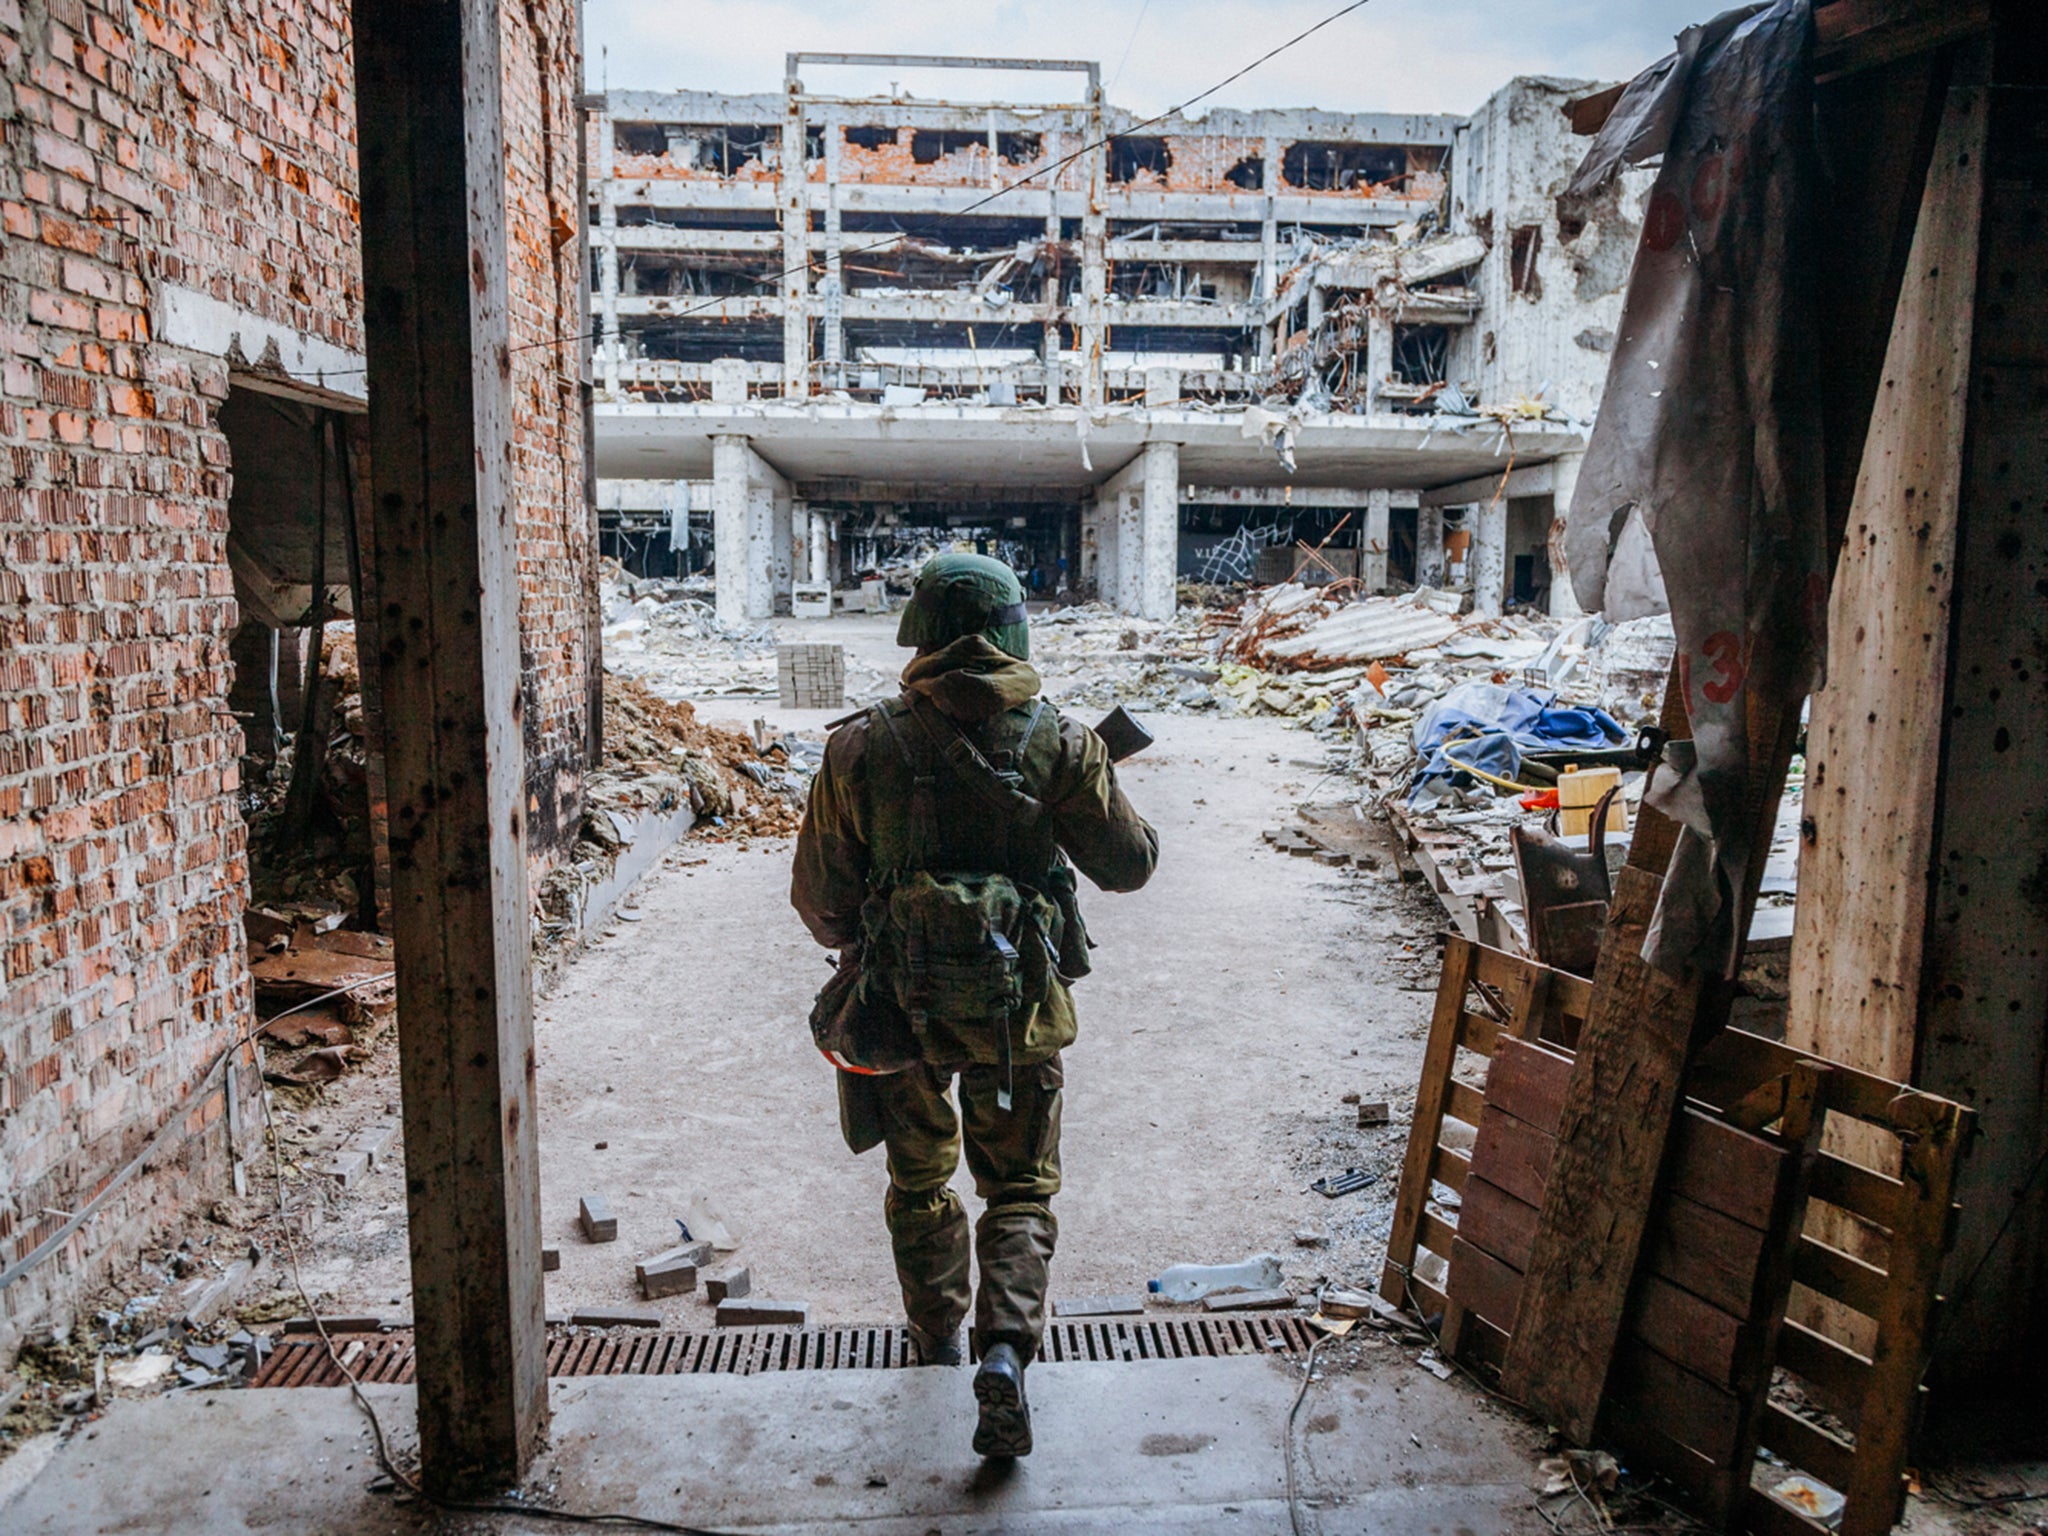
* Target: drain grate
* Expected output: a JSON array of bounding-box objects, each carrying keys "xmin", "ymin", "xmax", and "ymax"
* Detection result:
[{"xmin": 251, "ymin": 1315, "xmax": 1316, "ymax": 1389}]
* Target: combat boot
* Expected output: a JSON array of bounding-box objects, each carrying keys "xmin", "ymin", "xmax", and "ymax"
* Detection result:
[
  {"xmin": 907, "ymin": 1321, "xmax": 964, "ymax": 1367},
  {"xmin": 971, "ymin": 1341, "xmax": 1032, "ymax": 1457}
]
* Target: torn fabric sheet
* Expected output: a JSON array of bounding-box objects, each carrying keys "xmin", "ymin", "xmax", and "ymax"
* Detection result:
[{"xmin": 1560, "ymin": 0, "xmax": 1828, "ymax": 977}]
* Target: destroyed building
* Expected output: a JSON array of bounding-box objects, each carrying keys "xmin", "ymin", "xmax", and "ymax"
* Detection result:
[
  {"xmin": 0, "ymin": 0, "xmax": 595, "ymax": 1360},
  {"xmin": 3, "ymin": 3, "xmax": 2046, "ymax": 1534},
  {"xmin": 588, "ymin": 57, "xmax": 1644, "ymax": 624}
]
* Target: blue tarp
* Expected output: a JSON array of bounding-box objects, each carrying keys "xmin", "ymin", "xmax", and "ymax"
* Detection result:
[{"xmin": 1408, "ymin": 681, "xmax": 1628, "ymax": 802}]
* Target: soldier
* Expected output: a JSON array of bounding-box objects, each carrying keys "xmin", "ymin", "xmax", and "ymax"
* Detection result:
[{"xmin": 791, "ymin": 553, "xmax": 1158, "ymax": 1458}]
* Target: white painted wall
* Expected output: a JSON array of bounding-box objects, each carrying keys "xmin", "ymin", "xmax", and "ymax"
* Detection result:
[{"xmin": 1446, "ymin": 77, "xmax": 1651, "ymax": 424}]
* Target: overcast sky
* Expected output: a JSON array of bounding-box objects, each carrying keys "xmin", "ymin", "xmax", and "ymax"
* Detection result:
[{"xmin": 583, "ymin": 1, "xmax": 1704, "ymax": 118}]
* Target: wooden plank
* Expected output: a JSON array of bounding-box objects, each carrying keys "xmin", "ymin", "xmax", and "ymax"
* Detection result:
[
  {"xmin": 1791, "ymin": 1235, "xmax": 1889, "ymax": 1319},
  {"xmin": 1744, "ymin": 1483, "xmax": 1834, "ymax": 1536},
  {"xmin": 1443, "ymin": 1079, "xmax": 1484, "ymax": 1131},
  {"xmin": 1786, "ymin": 53, "xmax": 1982, "ymax": 1095},
  {"xmin": 1665, "ymin": 1109, "xmax": 1784, "ymax": 1231},
  {"xmin": 1607, "ymin": 1338, "xmax": 1745, "ymax": 1465},
  {"xmin": 1431, "ymin": 1144, "xmax": 1471, "ymax": 1197},
  {"xmin": 1381, "ymin": 937, "xmax": 1478, "ymax": 1308},
  {"xmin": 1447, "ymin": 1236, "xmax": 1524, "ymax": 1335},
  {"xmin": 1778, "ymin": 1319, "xmax": 1872, "ymax": 1425},
  {"xmin": 1757, "ymin": 1402, "xmax": 1859, "ymax": 1495},
  {"xmin": 354, "ymin": 0, "xmax": 549, "ymax": 1493},
  {"xmin": 1626, "ymin": 1273, "xmax": 1744, "ymax": 1386},
  {"xmin": 1603, "ymin": 1414, "xmax": 1722, "ymax": 1507},
  {"xmin": 1455, "ymin": 1007, "xmax": 1502, "ymax": 1058},
  {"xmin": 1485, "ymin": 1038, "xmax": 1572, "ymax": 1138},
  {"xmin": 1692, "ymin": 1027, "xmax": 1903, "ymax": 1125},
  {"xmin": 1813, "ymin": 0, "xmax": 1993, "ymax": 81},
  {"xmin": 1416, "ymin": 1209, "xmax": 1459, "ymax": 1266},
  {"xmin": 1469, "ymin": 1107, "xmax": 1554, "ymax": 1210},
  {"xmin": 1839, "ymin": 1098, "xmax": 1966, "ymax": 1536},
  {"xmin": 1458, "ymin": 1312, "xmax": 1510, "ymax": 1369},
  {"xmin": 1642, "ymin": 1192, "xmax": 1769, "ymax": 1318},
  {"xmin": 1811, "ymin": 1154, "xmax": 1903, "ymax": 1230},
  {"xmin": 1459, "ymin": 1175, "xmax": 1539, "ymax": 1273}
]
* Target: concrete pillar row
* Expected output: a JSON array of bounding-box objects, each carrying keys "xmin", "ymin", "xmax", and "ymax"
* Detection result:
[
  {"xmin": 1416, "ymin": 504, "xmax": 1446, "ymax": 589},
  {"xmin": 1364, "ymin": 487, "xmax": 1390, "ymax": 594},
  {"xmin": 711, "ymin": 434, "xmax": 783, "ymax": 627},
  {"xmin": 1547, "ymin": 452, "xmax": 1586, "ymax": 619},
  {"xmin": 1137, "ymin": 440, "xmax": 1179, "ymax": 621},
  {"xmin": 1472, "ymin": 497, "xmax": 1508, "ymax": 619}
]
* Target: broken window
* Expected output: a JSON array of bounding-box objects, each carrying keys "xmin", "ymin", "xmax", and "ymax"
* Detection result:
[
  {"xmin": 1280, "ymin": 141, "xmax": 1406, "ymax": 191},
  {"xmin": 908, "ymin": 129, "xmax": 1042, "ymax": 166},
  {"xmin": 1510, "ymin": 225, "xmax": 1543, "ymax": 297},
  {"xmin": 845, "ymin": 125, "xmax": 897, "ymax": 150},
  {"xmin": 613, "ymin": 121, "xmax": 667, "ymax": 157},
  {"xmin": 1224, "ymin": 154, "xmax": 1264, "ymax": 190},
  {"xmin": 1107, "ymin": 136, "xmax": 1172, "ymax": 183}
]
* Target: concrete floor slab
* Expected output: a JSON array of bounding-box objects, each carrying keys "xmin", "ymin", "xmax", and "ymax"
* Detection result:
[{"xmin": 5, "ymin": 1354, "xmax": 1553, "ymax": 1535}]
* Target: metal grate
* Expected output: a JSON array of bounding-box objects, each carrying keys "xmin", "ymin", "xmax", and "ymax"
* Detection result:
[{"xmin": 251, "ymin": 1315, "xmax": 1316, "ymax": 1389}]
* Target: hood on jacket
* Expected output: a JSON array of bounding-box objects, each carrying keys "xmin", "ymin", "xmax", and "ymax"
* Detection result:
[{"xmin": 901, "ymin": 634, "xmax": 1043, "ymax": 722}]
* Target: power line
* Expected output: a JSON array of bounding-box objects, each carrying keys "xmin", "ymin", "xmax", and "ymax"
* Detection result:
[{"xmin": 315, "ymin": 0, "xmax": 1379, "ymax": 381}]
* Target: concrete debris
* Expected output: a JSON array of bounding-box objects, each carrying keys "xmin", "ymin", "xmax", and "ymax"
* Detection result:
[
  {"xmin": 578, "ymin": 1196, "xmax": 619, "ymax": 1244},
  {"xmin": 636, "ymin": 1243, "xmax": 708, "ymax": 1299},
  {"xmin": 542, "ymin": 1246, "xmax": 561, "ymax": 1274},
  {"xmin": 568, "ymin": 1308, "xmax": 662, "ymax": 1330},
  {"xmin": 1051, "ymin": 1295, "xmax": 1147, "ymax": 1318},
  {"xmin": 704, "ymin": 1266, "xmax": 751, "ymax": 1305},
  {"xmin": 715, "ymin": 1299, "xmax": 808, "ymax": 1328},
  {"xmin": 1200, "ymin": 1289, "xmax": 1301, "ymax": 1313}
]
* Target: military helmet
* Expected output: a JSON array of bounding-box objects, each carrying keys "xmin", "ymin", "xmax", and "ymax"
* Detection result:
[{"xmin": 896, "ymin": 552, "xmax": 1030, "ymax": 660}]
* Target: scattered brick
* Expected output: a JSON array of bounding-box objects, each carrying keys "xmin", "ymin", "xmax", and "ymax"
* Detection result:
[
  {"xmin": 578, "ymin": 1196, "xmax": 618, "ymax": 1243},
  {"xmin": 716, "ymin": 1299, "xmax": 808, "ymax": 1328}
]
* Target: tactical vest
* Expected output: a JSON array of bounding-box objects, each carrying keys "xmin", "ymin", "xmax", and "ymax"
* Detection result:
[{"xmin": 856, "ymin": 692, "xmax": 1079, "ymax": 1105}]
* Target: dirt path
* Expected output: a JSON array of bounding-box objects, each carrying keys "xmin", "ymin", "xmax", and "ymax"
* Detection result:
[{"xmin": 311, "ymin": 684, "xmax": 1444, "ymax": 1327}]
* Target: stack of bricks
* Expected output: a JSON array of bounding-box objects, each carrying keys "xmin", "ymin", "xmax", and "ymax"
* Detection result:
[
  {"xmin": 777, "ymin": 644, "xmax": 846, "ymax": 710},
  {"xmin": 0, "ymin": 0, "xmax": 593, "ymax": 1360}
]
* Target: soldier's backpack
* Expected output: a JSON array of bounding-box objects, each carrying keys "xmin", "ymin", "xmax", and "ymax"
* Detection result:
[{"xmin": 859, "ymin": 695, "xmax": 1069, "ymax": 1109}]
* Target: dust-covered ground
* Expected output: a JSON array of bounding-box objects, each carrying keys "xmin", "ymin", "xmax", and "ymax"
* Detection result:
[{"xmin": 291, "ymin": 610, "xmax": 1448, "ymax": 1326}]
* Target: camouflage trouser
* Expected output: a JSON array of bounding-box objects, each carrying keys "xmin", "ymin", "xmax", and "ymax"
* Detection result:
[{"xmin": 876, "ymin": 1056, "xmax": 1063, "ymax": 1363}]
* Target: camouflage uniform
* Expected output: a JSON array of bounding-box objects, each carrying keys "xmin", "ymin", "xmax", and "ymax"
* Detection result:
[{"xmin": 791, "ymin": 561, "xmax": 1157, "ymax": 1364}]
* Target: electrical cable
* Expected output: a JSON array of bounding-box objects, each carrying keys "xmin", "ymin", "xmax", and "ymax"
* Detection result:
[
  {"xmin": 315, "ymin": 0, "xmax": 1382, "ymax": 381},
  {"xmin": 252, "ymin": 1054, "xmax": 734, "ymax": 1533},
  {"xmin": 1438, "ymin": 733, "xmax": 1544, "ymax": 795},
  {"xmin": 1284, "ymin": 1331, "xmax": 1332, "ymax": 1536}
]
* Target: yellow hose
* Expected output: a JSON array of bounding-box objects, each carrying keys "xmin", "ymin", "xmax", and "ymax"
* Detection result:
[{"xmin": 1438, "ymin": 736, "xmax": 1545, "ymax": 795}]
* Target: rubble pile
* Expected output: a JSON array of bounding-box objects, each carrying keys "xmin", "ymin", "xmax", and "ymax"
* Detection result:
[
  {"xmin": 600, "ymin": 559, "xmax": 891, "ymax": 701},
  {"xmin": 532, "ymin": 674, "xmax": 820, "ymax": 954}
]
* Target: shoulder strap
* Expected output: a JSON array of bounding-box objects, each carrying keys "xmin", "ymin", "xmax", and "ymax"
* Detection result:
[
  {"xmin": 872, "ymin": 702, "xmax": 939, "ymax": 873},
  {"xmin": 907, "ymin": 695, "xmax": 1047, "ymax": 833}
]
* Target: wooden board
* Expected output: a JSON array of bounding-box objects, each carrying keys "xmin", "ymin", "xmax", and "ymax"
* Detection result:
[
  {"xmin": 1458, "ymin": 1175, "xmax": 1539, "ymax": 1273},
  {"xmin": 1483, "ymin": 1038, "xmax": 1572, "ymax": 1137},
  {"xmin": 1469, "ymin": 1107, "xmax": 1555, "ymax": 1211},
  {"xmin": 1606, "ymin": 1341, "xmax": 1744, "ymax": 1466},
  {"xmin": 1447, "ymin": 1236, "xmax": 1523, "ymax": 1335},
  {"xmin": 1641, "ymin": 1192, "xmax": 1770, "ymax": 1319},
  {"xmin": 1664, "ymin": 1110, "xmax": 1785, "ymax": 1231}
]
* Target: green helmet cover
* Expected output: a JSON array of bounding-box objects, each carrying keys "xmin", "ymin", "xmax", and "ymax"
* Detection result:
[{"xmin": 896, "ymin": 552, "xmax": 1031, "ymax": 660}]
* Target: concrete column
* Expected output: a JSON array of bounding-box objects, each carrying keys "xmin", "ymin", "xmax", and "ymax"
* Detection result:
[
  {"xmin": 1087, "ymin": 489, "xmax": 1115, "ymax": 602},
  {"xmin": 598, "ymin": 111, "xmax": 620, "ymax": 399},
  {"xmin": 1366, "ymin": 311, "xmax": 1394, "ymax": 411},
  {"xmin": 1364, "ymin": 487, "xmax": 1390, "ymax": 593},
  {"xmin": 1472, "ymin": 497, "xmax": 1507, "ymax": 618},
  {"xmin": 1547, "ymin": 454, "xmax": 1584, "ymax": 618},
  {"xmin": 1138, "ymin": 440, "xmax": 1179, "ymax": 620},
  {"xmin": 1079, "ymin": 90, "xmax": 1107, "ymax": 409},
  {"xmin": 1257, "ymin": 133, "xmax": 1278, "ymax": 364},
  {"xmin": 1417, "ymin": 503, "xmax": 1445, "ymax": 589},
  {"xmin": 1043, "ymin": 124, "xmax": 1063, "ymax": 403},
  {"xmin": 821, "ymin": 106, "xmax": 843, "ymax": 389},
  {"xmin": 779, "ymin": 79, "xmax": 808, "ymax": 396},
  {"xmin": 711, "ymin": 435, "xmax": 752, "ymax": 629},
  {"xmin": 765, "ymin": 479, "xmax": 792, "ymax": 616},
  {"xmin": 807, "ymin": 505, "xmax": 829, "ymax": 584},
  {"xmin": 710, "ymin": 357, "xmax": 747, "ymax": 404}
]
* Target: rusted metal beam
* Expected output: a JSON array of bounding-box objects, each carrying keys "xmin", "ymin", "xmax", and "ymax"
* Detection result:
[{"xmin": 352, "ymin": 0, "xmax": 549, "ymax": 1494}]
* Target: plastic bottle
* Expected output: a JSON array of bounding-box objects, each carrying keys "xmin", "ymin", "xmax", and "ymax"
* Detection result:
[{"xmin": 1147, "ymin": 1253, "xmax": 1285, "ymax": 1302}]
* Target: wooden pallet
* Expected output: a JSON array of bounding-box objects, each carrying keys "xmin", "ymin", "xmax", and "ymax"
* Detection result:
[
  {"xmin": 1377, "ymin": 936, "xmax": 1588, "ymax": 1328},
  {"xmin": 1685, "ymin": 1031, "xmax": 1971, "ymax": 1536},
  {"xmin": 1385, "ymin": 938, "xmax": 1972, "ymax": 1536}
]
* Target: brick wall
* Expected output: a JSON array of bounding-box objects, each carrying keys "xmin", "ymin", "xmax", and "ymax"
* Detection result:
[
  {"xmin": 0, "ymin": 0, "xmax": 590, "ymax": 1354},
  {"xmin": 501, "ymin": 0, "xmax": 593, "ymax": 862}
]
